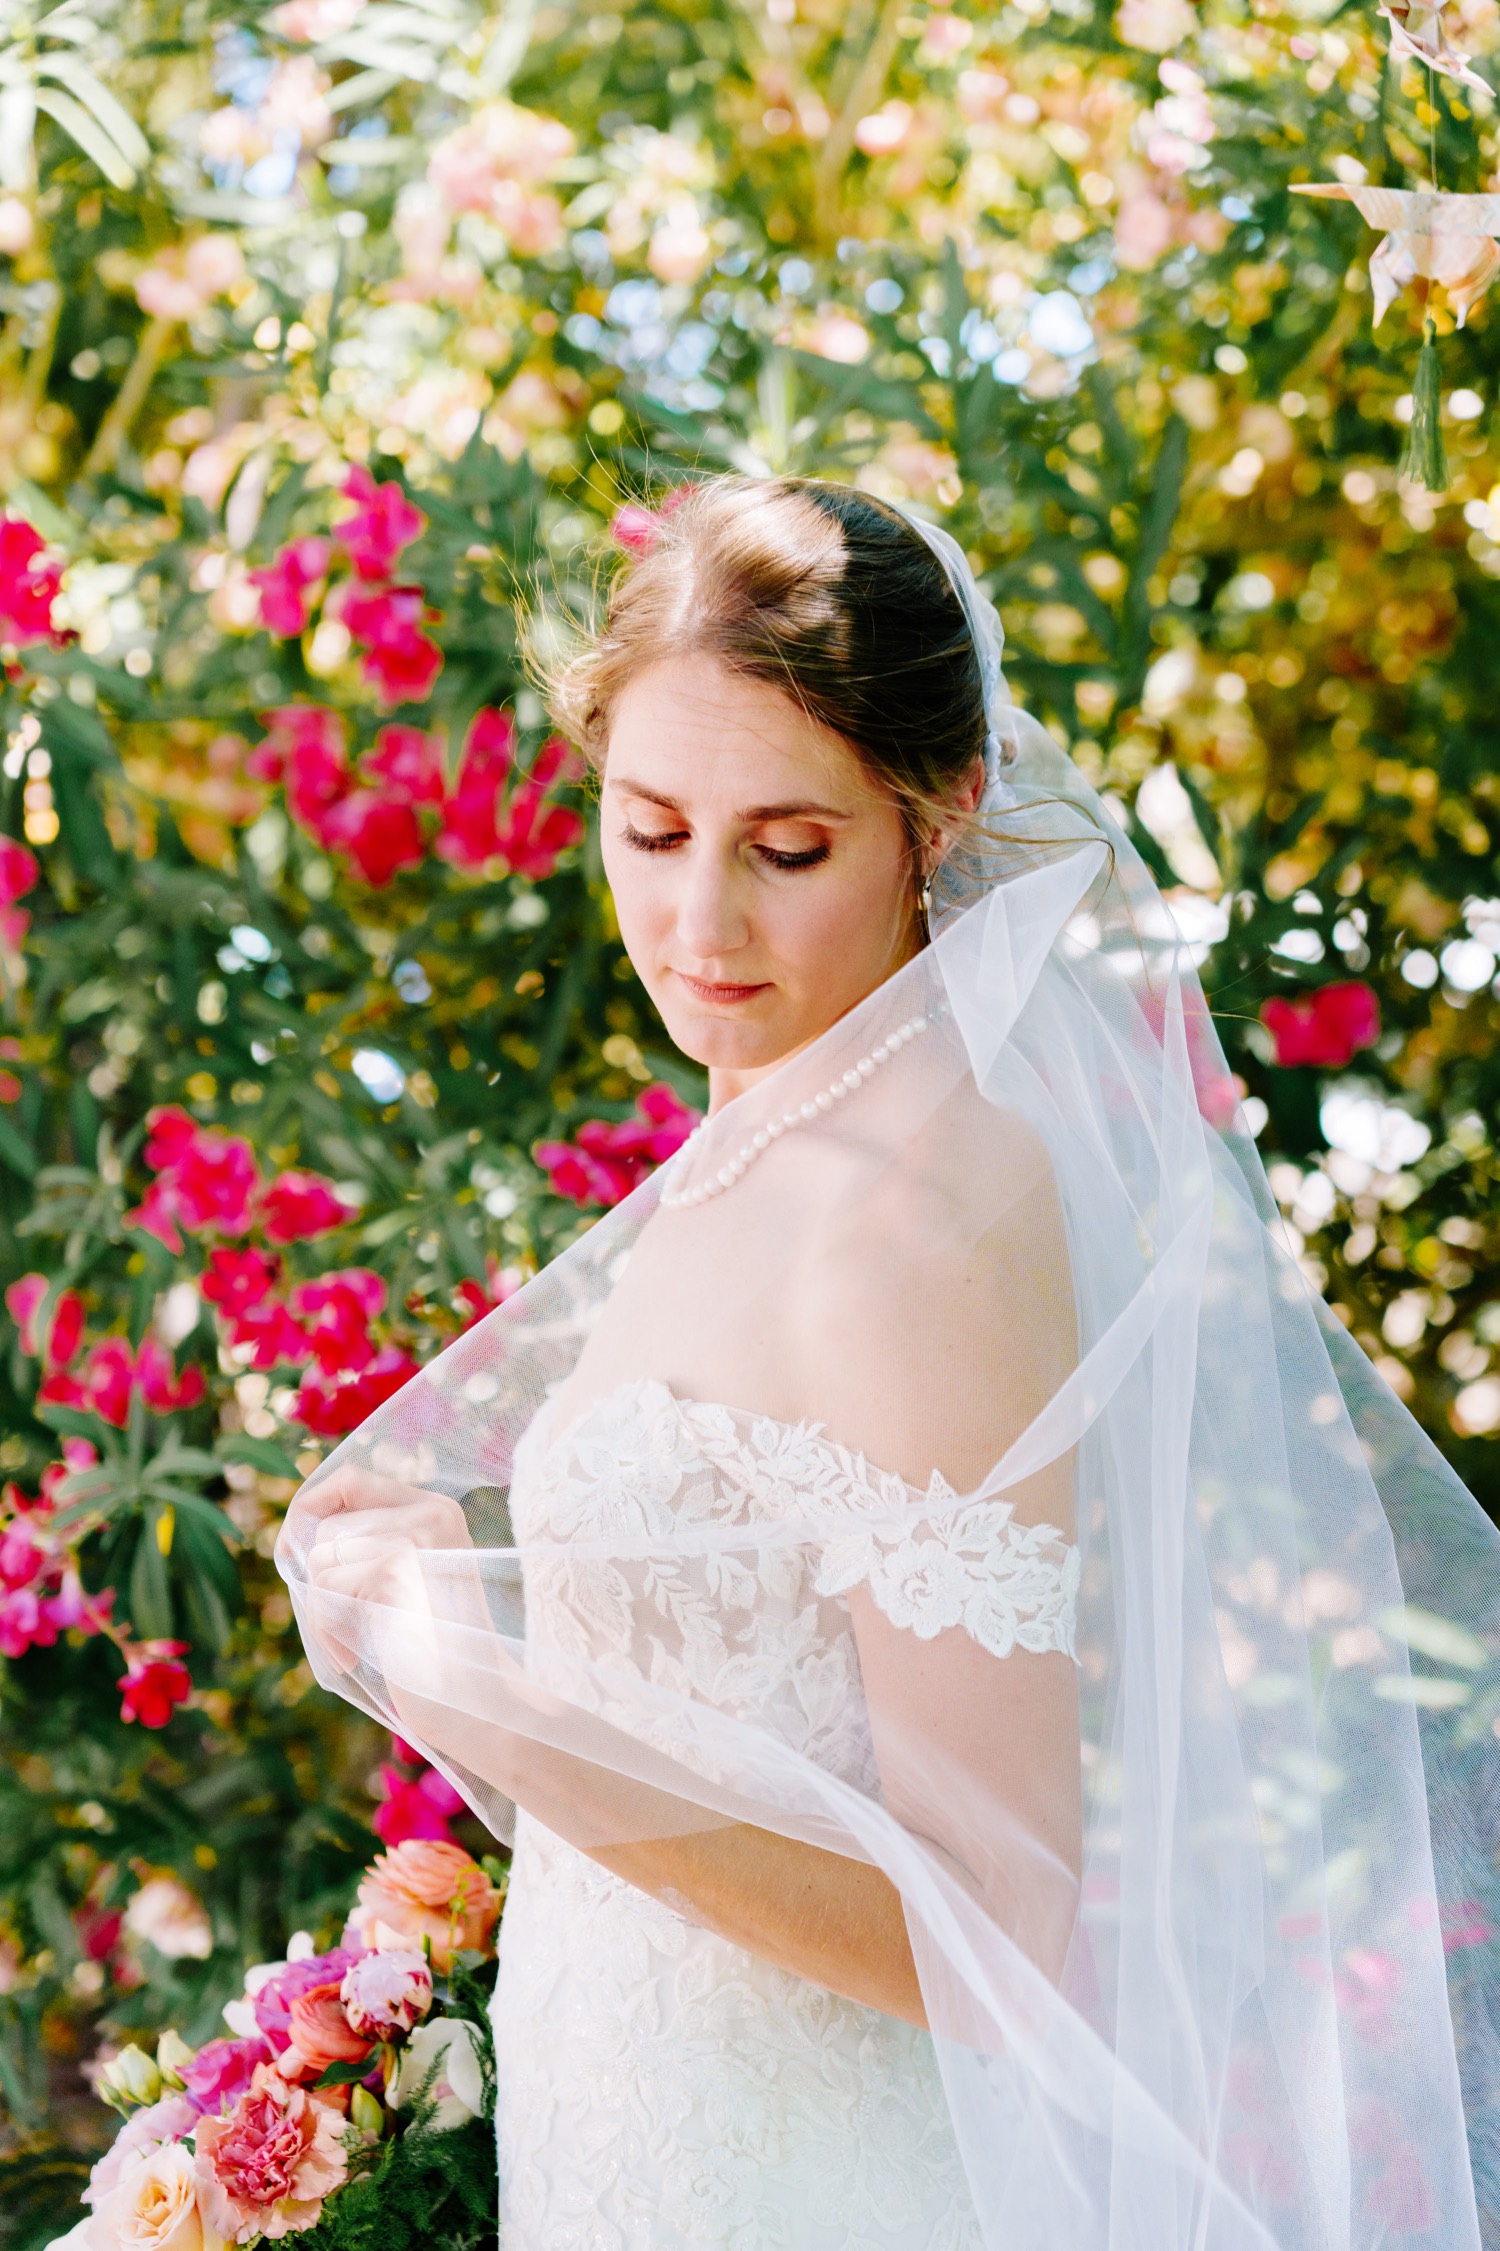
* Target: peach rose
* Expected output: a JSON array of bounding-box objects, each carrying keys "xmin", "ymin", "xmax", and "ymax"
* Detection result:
[
  {"xmin": 91, "ymin": 2139, "xmax": 224, "ymax": 2251},
  {"xmin": 281, "ymin": 1981, "xmax": 371, "ymax": 2080},
  {"xmin": 350, "ymin": 1841, "xmax": 501, "ymax": 1970}
]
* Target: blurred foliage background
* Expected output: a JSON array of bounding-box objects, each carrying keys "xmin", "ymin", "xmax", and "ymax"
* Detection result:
[{"xmin": 5, "ymin": 0, "xmax": 1500, "ymax": 2235}]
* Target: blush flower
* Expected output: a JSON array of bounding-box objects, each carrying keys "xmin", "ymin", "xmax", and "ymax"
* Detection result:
[
  {"xmin": 350, "ymin": 1839, "xmax": 502, "ymax": 1969},
  {"xmin": 83, "ymin": 2091, "xmax": 199, "ymax": 2208},
  {"xmin": 193, "ymin": 2066, "xmax": 348, "ymax": 2242},
  {"xmin": 90, "ymin": 2135, "xmax": 218, "ymax": 2251},
  {"xmin": 339, "ymin": 1947, "xmax": 432, "ymax": 2039}
]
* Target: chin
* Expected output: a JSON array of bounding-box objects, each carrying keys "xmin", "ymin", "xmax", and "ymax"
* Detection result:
[{"xmin": 659, "ymin": 1005, "xmax": 798, "ymax": 1074}]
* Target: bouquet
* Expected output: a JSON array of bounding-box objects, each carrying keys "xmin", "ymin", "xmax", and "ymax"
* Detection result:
[{"xmin": 49, "ymin": 1838, "xmax": 506, "ymax": 2251}]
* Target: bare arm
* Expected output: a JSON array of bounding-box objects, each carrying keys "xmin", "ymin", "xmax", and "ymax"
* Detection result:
[{"xmin": 290, "ymin": 1472, "xmax": 928, "ymax": 2026}]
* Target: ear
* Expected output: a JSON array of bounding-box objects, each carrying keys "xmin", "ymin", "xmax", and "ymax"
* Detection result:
[{"xmin": 923, "ymin": 758, "xmax": 987, "ymax": 875}]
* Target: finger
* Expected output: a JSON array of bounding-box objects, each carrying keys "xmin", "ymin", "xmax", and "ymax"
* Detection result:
[
  {"xmin": 287, "ymin": 1465, "xmax": 457, "ymax": 1527},
  {"xmin": 311, "ymin": 1506, "xmax": 471, "ymax": 1561}
]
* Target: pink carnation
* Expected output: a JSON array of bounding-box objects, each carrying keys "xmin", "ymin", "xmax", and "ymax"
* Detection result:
[{"xmin": 193, "ymin": 2065, "xmax": 349, "ymax": 2241}]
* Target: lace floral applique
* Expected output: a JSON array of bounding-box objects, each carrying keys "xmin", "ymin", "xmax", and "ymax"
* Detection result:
[{"xmin": 813, "ymin": 1497, "xmax": 1080, "ymax": 1662}]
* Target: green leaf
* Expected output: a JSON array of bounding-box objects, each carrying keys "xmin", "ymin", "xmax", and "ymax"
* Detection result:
[
  {"xmin": 216, "ymin": 1434, "xmax": 305, "ymax": 1480},
  {"xmin": 314, "ymin": 2053, "xmax": 379, "ymax": 2089},
  {"xmin": 32, "ymin": 86, "xmax": 137, "ymax": 188},
  {"xmin": 34, "ymin": 55, "xmax": 150, "ymax": 172}
]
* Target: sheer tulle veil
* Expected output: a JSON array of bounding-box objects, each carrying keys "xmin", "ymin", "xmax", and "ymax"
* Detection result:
[{"xmin": 279, "ymin": 506, "xmax": 1500, "ymax": 2249}]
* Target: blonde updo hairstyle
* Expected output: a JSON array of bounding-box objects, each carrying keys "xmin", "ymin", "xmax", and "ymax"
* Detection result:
[{"xmin": 545, "ymin": 476, "xmax": 990, "ymax": 886}]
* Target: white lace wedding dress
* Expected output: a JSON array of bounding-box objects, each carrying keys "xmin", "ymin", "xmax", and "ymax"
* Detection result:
[{"xmin": 489, "ymin": 1377, "xmax": 1080, "ymax": 2251}]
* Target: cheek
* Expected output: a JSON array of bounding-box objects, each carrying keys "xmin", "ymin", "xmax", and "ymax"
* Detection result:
[
  {"xmin": 600, "ymin": 835, "xmax": 672, "ymax": 962},
  {"xmin": 780, "ymin": 844, "xmax": 912, "ymax": 969}
]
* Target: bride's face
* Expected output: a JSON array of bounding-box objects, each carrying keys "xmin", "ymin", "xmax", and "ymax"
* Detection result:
[{"xmin": 600, "ymin": 655, "xmax": 919, "ymax": 1091}]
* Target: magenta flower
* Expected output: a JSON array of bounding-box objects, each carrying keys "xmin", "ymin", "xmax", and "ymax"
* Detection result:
[
  {"xmin": 201, "ymin": 1246, "xmax": 281, "ymax": 1320},
  {"xmin": 180, "ymin": 2035, "xmax": 276, "ymax": 2117},
  {"xmin": 289, "ymin": 1270, "xmax": 386, "ymax": 1373},
  {"xmin": 0, "ymin": 517, "xmax": 67, "ymax": 645},
  {"xmin": 257, "ymin": 1174, "xmax": 356, "ymax": 1246},
  {"xmin": 1260, "ymin": 980, "xmax": 1380, "ymax": 1070},
  {"xmin": 536, "ymin": 1083, "xmax": 700, "ymax": 1209},
  {"xmin": 322, "ymin": 788, "xmax": 427, "ymax": 885},
  {"xmin": 372, "ymin": 1760, "xmax": 464, "ymax": 1847},
  {"xmin": 337, "ymin": 583, "xmax": 443, "ymax": 708},
  {"xmin": 119, "ymin": 1640, "xmax": 192, "ymax": 1728},
  {"xmin": 363, "ymin": 721, "xmax": 445, "ymax": 807},
  {"xmin": 249, "ymin": 536, "xmax": 332, "ymax": 638},
  {"xmin": 289, "ymin": 1345, "xmax": 418, "ymax": 1437},
  {"xmin": 433, "ymin": 705, "xmax": 515, "ymax": 871},
  {"xmin": 336, "ymin": 466, "xmax": 426, "ymax": 582}
]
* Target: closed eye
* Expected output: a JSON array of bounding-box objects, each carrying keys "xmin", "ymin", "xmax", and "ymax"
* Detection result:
[
  {"xmin": 622, "ymin": 822, "xmax": 688, "ymax": 853},
  {"xmin": 753, "ymin": 842, "xmax": 831, "ymax": 871}
]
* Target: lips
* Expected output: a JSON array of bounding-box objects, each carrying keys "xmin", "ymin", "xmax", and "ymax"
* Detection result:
[{"xmin": 674, "ymin": 973, "xmax": 772, "ymax": 1005}]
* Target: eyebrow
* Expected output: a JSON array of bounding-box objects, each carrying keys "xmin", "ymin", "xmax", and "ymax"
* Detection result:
[{"xmin": 610, "ymin": 780, "xmax": 853, "ymax": 822}]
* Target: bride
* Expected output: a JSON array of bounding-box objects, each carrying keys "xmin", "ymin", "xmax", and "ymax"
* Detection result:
[{"xmin": 281, "ymin": 477, "xmax": 1500, "ymax": 2250}]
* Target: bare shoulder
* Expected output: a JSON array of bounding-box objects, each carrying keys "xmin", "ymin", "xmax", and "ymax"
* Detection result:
[{"xmin": 783, "ymin": 1079, "xmax": 1076, "ymax": 1495}]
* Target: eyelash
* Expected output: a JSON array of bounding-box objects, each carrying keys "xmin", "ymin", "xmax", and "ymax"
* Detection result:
[{"xmin": 621, "ymin": 824, "xmax": 830, "ymax": 873}]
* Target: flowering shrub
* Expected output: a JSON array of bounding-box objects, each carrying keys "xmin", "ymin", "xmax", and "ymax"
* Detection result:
[
  {"xmin": 5, "ymin": 0, "xmax": 1500, "ymax": 2224},
  {"xmin": 51, "ymin": 1837, "xmax": 504, "ymax": 2250}
]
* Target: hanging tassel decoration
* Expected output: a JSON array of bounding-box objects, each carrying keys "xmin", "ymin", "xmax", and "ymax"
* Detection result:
[{"xmin": 1401, "ymin": 317, "xmax": 1448, "ymax": 493}]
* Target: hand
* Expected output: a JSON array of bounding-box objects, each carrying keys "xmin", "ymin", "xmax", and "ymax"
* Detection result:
[{"xmin": 283, "ymin": 1466, "xmax": 482, "ymax": 1677}]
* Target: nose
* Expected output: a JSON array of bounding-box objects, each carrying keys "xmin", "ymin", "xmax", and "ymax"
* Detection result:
[{"xmin": 673, "ymin": 841, "xmax": 750, "ymax": 965}]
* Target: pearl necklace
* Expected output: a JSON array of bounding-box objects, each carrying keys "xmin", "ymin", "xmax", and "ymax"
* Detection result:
[{"xmin": 660, "ymin": 1007, "xmax": 943, "ymax": 1209}]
